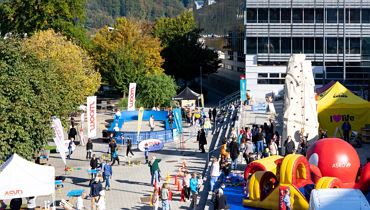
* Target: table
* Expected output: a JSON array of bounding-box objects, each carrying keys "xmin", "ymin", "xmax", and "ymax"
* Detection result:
[{"xmin": 67, "ymin": 189, "xmax": 85, "ymax": 197}]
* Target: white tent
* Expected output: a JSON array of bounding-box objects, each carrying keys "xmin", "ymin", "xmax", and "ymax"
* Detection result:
[{"xmin": 0, "ymin": 154, "xmax": 55, "ymax": 200}]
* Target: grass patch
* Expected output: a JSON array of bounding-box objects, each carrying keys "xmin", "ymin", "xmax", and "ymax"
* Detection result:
[{"xmin": 44, "ymin": 145, "xmax": 57, "ymax": 153}]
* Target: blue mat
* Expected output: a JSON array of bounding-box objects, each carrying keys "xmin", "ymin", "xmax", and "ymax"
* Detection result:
[
  {"xmin": 67, "ymin": 189, "xmax": 84, "ymax": 197},
  {"xmin": 223, "ymin": 186, "xmax": 263, "ymax": 210}
]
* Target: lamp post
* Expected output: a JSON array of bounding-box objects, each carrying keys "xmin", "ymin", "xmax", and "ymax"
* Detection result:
[{"xmin": 200, "ymin": 66, "xmax": 203, "ymax": 95}]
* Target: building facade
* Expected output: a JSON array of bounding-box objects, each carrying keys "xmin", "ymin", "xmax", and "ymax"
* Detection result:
[{"xmin": 245, "ymin": 0, "xmax": 370, "ymax": 101}]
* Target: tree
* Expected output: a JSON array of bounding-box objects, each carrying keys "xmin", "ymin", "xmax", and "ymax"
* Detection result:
[
  {"xmin": 139, "ymin": 74, "xmax": 177, "ymax": 107},
  {"xmin": 153, "ymin": 12, "xmax": 221, "ymax": 81},
  {"xmin": 92, "ymin": 17, "xmax": 164, "ymax": 94},
  {"xmin": 0, "ymin": 38, "xmax": 66, "ymax": 162},
  {"xmin": 0, "ymin": 0, "xmax": 91, "ymax": 49},
  {"xmin": 23, "ymin": 29, "xmax": 101, "ymax": 116}
]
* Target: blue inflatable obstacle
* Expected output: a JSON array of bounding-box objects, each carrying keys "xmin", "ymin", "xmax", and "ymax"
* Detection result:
[{"xmin": 107, "ymin": 109, "xmax": 182, "ymax": 145}]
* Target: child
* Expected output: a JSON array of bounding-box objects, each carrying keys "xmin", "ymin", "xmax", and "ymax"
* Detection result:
[
  {"xmin": 283, "ymin": 188, "xmax": 291, "ymax": 210},
  {"xmin": 76, "ymin": 192, "xmax": 86, "ymax": 210},
  {"xmin": 96, "ymin": 190, "xmax": 106, "ymax": 210},
  {"xmin": 151, "ymin": 188, "xmax": 159, "ymax": 210},
  {"xmin": 144, "ymin": 143, "xmax": 149, "ymax": 164}
]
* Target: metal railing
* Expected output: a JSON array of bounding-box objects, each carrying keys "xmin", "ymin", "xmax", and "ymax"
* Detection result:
[{"xmin": 218, "ymin": 90, "xmax": 240, "ymax": 108}]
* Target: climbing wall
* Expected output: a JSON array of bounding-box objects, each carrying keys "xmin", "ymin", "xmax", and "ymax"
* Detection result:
[{"xmin": 282, "ymin": 54, "xmax": 319, "ymax": 148}]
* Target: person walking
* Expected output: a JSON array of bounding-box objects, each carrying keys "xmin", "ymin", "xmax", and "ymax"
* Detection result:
[
  {"xmin": 151, "ymin": 188, "xmax": 160, "ymax": 210},
  {"xmin": 111, "ymin": 148, "xmax": 120, "ymax": 166},
  {"xmin": 208, "ymin": 109, "xmax": 212, "ymax": 121},
  {"xmin": 10, "ymin": 198, "xmax": 22, "ymax": 210},
  {"xmin": 126, "ymin": 138, "xmax": 134, "ymax": 157},
  {"xmin": 199, "ymin": 129, "xmax": 207, "ymax": 153},
  {"xmin": 26, "ymin": 197, "xmax": 36, "ymax": 210},
  {"xmin": 229, "ymin": 138, "xmax": 239, "ymax": 170},
  {"xmin": 144, "ymin": 143, "xmax": 149, "ymax": 164},
  {"xmin": 183, "ymin": 171, "xmax": 191, "ymax": 201},
  {"xmin": 90, "ymin": 179, "xmax": 103, "ymax": 210},
  {"xmin": 108, "ymin": 139, "xmax": 117, "ymax": 161},
  {"xmin": 210, "ymin": 158, "xmax": 220, "ymax": 192},
  {"xmin": 103, "ymin": 160, "xmax": 112, "ymax": 190},
  {"xmin": 149, "ymin": 156, "xmax": 161, "ymax": 186},
  {"xmin": 86, "ymin": 138, "xmax": 93, "ymax": 159},
  {"xmin": 204, "ymin": 119, "xmax": 212, "ymax": 136},
  {"xmin": 285, "ymin": 136, "xmax": 295, "ymax": 155},
  {"xmin": 149, "ymin": 115, "xmax": 155, "ymax": 131},
  {"xmin": 161, "ymin": 183, "xmax": 170, "ymax": 210},
  {"xmin": 90, "ymin": 154, "xmax": 99, "ymax": 170},
  {"xmin": 342, "ymin": 120, "xmax": 352, "ymax": 142},
  {"xmin": 212, "ymin": 107, "xmax": 217, "ymax": 123},
  {"xmin": 190, "ymin": 172, "xmax": 199, "ymax": 209}
]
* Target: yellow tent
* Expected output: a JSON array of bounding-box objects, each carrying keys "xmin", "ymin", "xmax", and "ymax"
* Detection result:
[{"xmin": 318, "ymin": 81, "xmax": 370, "ymax": 137}]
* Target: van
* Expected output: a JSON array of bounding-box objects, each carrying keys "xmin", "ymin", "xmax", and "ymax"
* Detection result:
[{"xmin": 309, "ymin": 189, "xmax": 370, "ymax": 210}]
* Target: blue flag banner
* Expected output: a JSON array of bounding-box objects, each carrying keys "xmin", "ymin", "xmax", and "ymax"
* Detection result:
[
  {"xmin": 240, "ymin": 78, "xmax": 247, "ymax": 102},
  {"xmin": 173, "ymin": 108, "xmax": 183, "ymax": 134}
]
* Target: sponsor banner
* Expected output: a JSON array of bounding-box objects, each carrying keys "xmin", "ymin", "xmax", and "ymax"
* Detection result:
[
  {"xmin": 240, "ymin": 78, "xmax": 247, "ymax": 102},
  {"xmin": 87, "ymin": 96, "xmax": 97, "ymax": 138},
  {"xmin": 138, "ymin": 139, "xmax": 164, "ymax": 152},
  {"xmin": 128, "ymin": 83, "xmax": 137, "ymax": 111},
  {"xmin": 137, "ymin": 107, "xmax": 144, "ymax": 136},
  {"xmin": 52, "ymin": 117, "xmax": 67, "ymax": 165},
  {"xmin": 173, "ymin": 108, "xmax": 183, "ymax": 133},
  {"xmin": 279, "ymin": 186, "xmax": 289, "ymax": 210}
]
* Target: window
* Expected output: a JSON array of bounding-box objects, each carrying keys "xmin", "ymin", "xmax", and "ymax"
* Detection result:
[
  {"xmin": 362, "ymin": 9, "xmax": 370, "ymax": 23},
  {"xmin": 237, "ymin": 67, "xmax": 245, "ymax": 72},
  {"xmin": 304, "ymin": 9, "xmax": 314, "ymax": 23},
  {"xmin": 281, "ymin": 38, "xmax": 291, "ymax": 53},
  {"xmin": 316, "ymin": 9, "xmax": 323, "ymax": 23},
  {"xmin": 269, "ymin": 38, "xmax": 280, "ymax": 53},
  {"xmin": 247, "ymin": 8, "xmax": 257, "ymax": 23},
  {"xmin": 293, "ymin": 9, "xmax": 303, "ymax": 23},
  {"xmin": 270, "ymin": 73, "xmax": 279, "ymax": 78},
  {"xmin": 315, "ymin": 73, "xmax": 324, "ymax": 78},
  {"xmin": 362, "ymin": 38, "xmax": 370, "ymax": 56},
  {"xmin": 350, "ymin": 9, "xmax": 360, "ymax": 23},
  {"xmin": 258, "ymin": 37, "xmax": 268, "ymax": 53},
  {"xmin": 228, "ymin": 51, "xmax": 233, "ymax": 60},
  {"xmin": 338, "ymin": 38, "xmax": 344, "ymax": 53},
  {"xmin": 246, "ymin": 37, "xmax": 257, "ymax": 54},
  {"xmin": 327, "ymin": 9, "xmax": 337, "ymax": 23},
  {"xmin": 258, "ymin": 8, "xmax": 268, "ymax": 23},
  {"xmin": 304, "ymin": 38, "xmax": 314, "ymax": 53},
  {"xmin": 281, "ymin": 73, "xmax": 287, "ymax": 78},
  {"xmin": 338, "ymin": 8, "xmax": 344, "ymax": 23},
  {"xmin": 326, "ymin": 38, "xmax": 337, "ymax": 54},
  {"xmin": 315, "ymin": 38, "xmax": 323, "ymax": 53},
  {"xmin": 258, "ymin": 73, "xmax": 268, "ymax": 78},
  {"xmin": 270, "ymin": 8, "xmax": 280, "ymax": 23},
  {"xmin": 350, "ymin": 38, "xmax": 360, "ymax": 54},
  {"xmin": 293, "ymin": 38, "xmax": 302, "ymax": 53},
  {"xmin": 281, "ymin": 8, "xmax": 291, "ymax": 23}
]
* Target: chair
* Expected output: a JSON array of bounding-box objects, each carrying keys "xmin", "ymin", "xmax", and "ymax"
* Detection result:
[{"xmin": 60, "ymin": 199, "xmax": 74, "ymax": 210}]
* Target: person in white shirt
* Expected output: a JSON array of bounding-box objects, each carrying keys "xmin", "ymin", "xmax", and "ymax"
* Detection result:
[
  {"xmin": 96, "ymin": 190, "xmax": 106, "ymax": 210},
  {"xmin": 149, "ymin": 115, "xmax": 155, "ymax": 131},
  {"xmin": 210, "ymin": 158, "xmax": 220, "ymax": 192},
  {"xmin": 76, "ymin": 193, "xmax": 85, "ymax": 210},
  {"xmin": 113, "ymin": 123, "xmax": 119, "ymax": 132},
  {"xmin": 26, "ymin": 196, "xmax": 36, "ymax": 210}
]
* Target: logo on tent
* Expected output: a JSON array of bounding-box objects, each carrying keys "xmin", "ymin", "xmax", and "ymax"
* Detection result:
[
  {"xmin": 330, "ymin": 114, "xmax": 354, "ymax": 123},
  {"xmin": 333, "ymin": 93, "xmax": 348, "ymax": 98},
  {"xmin": 5, "ymin": 189, "xmax": 23, "ymax": 196}
]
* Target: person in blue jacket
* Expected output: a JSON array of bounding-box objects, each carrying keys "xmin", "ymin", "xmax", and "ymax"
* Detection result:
[
  {"xmin": 103, "ymin": 160, "xmax": 112, "ymax": 190},
  {"xmin": 190, "ymin": 172, "xmax": 199, "ymax": 209}
]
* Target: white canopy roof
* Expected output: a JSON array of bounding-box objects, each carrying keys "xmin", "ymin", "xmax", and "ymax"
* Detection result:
[{"xmin": 0, "ymin": 154, "xmax": 55, "ymax": 200}]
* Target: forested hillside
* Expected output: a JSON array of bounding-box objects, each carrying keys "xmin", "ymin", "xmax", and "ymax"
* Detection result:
[{"xmin": 86, "ymin": 0, "xmax": 193, "ymax": 28}]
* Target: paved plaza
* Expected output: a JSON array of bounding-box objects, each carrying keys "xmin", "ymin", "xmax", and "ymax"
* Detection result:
[{"xmin": 39, "ymin": 112, "xmax": 215, "ymax": 210}]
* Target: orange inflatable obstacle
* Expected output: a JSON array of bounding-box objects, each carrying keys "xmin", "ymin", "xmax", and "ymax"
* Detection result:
[{"xmin": 243, "ymin": 138, "xmax": 370, "ymax": 210}]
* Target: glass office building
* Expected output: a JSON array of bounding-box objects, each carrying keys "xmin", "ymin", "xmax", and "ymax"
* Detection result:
[{"xmin": 245, "ymin": 0, "xmax": 370, "ymax": 99}]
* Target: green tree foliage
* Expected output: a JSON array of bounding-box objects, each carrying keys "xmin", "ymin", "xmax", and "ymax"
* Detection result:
[
  {"xmin": 139, "ymin": 74, "xmax": 177, "ymax": 108},
  {"xmin": 85, "ymin": 0, "xmax": 189, "ymax": 29},
  {"xmin": 153, "ymin": 12, "xmax": 221, "ymax": 81},
  {"xmin": 92, "ymin": 18, "xmax": 164, "ymax": 94},
  {"xmin": 0, "ymin": 39, "xmax": 64, "ymax": 162},
  {"xmin": 0, "ymin": 0, "xmax": 92, "ymax": 49}
]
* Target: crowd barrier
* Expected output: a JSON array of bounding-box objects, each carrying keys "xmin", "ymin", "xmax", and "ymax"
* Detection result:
[{"xmin": 113, "ymin": 129, "xmax": 174, "ymax": 145}]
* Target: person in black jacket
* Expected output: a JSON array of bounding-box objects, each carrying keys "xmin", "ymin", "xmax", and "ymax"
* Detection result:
[
  {"xmin": 199, "ymin": 129, "xmax": 207, "ymax": 153},
  {"xmin": 229, "ymin": 138, "xmax": 239, "ymax": 170},
  {"xmin": 212, "ymin": 107, "xmax": 217, "ymax": 123},
  {"xmin": 285, "ymin": 136, "xmax": 296, "ymax": 155},
  {"xmin": 86, "ymin": 138, "xmax": 93, "ymax": 159},
  {"xmin": 68, "ymin": 124, "xmax": 77, "ymax": 140},
  {"xmin": 9, "ymin": 198, "xmax": 22, "ymax": 210},
  {"xmin": 90, "ymin": 154, "xmax": 99, "ymax": 169},
  {"xmin": 214, "ymin": 188, "xmax": 227, "ymax": 210},
  {"xmin": 126, "ymin": 138, "xmax": 134, "ymax": 157}
]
